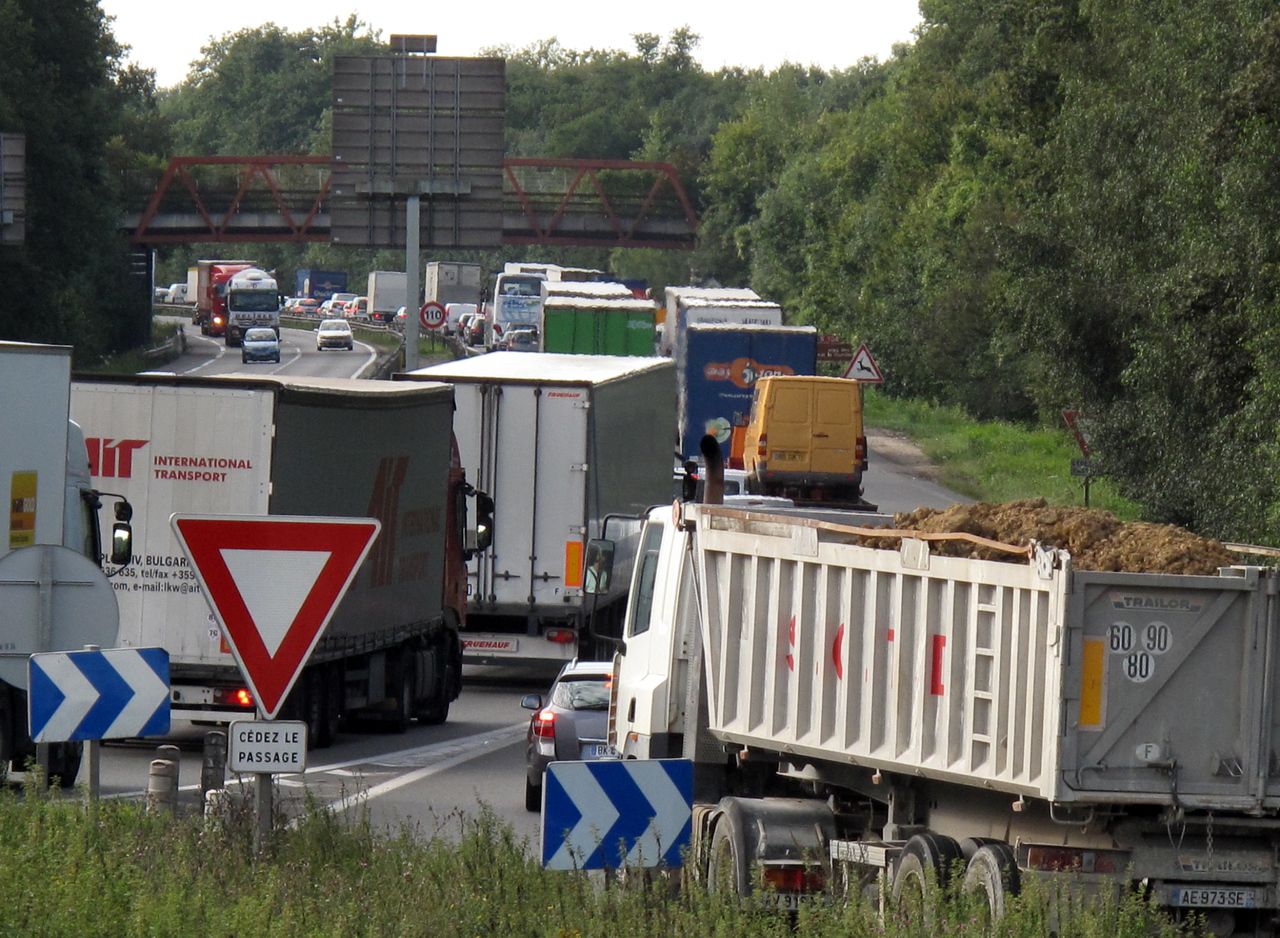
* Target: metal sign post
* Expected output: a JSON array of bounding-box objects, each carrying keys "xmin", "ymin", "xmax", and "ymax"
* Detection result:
[{"xmin": 405, "ymin": 196, "xmax": 421, "ymax": 372}]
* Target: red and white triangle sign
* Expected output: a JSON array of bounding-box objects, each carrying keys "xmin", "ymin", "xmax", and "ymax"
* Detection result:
[{"xmin": 170, "ymin": 514, "xmax": 381, "ymax": 720}]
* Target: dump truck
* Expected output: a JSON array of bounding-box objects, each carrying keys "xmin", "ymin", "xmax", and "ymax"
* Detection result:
[
  {"xmin": 600, "ymin": 471, "xmax": 1280, "ymax": 934},
  {"xmin": 69, "ymin": 373, "xmax": 492, "ymax": 744},
  {"xmin": 401, "ymin": 353, "xmax": 674, "ymax": 666}
]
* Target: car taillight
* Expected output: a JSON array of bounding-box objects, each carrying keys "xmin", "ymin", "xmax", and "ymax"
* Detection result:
[
  {"xmin": 545, "ymin": 628, "xmax": 577, "ymax": 644},
  {"xmin": 493, "ymin": 324, "xmax": 503, "ymax": 335},
  {"xmin": 856, "ymin": 435, "xmax": 867, "ymax": 469},
  {"xmin": 757, "ymin": 433, "xmax": 767, "ymax": 458},
  {"xmin": 533, "ymin": 708, "xmax": 557, "ymax": 738}
]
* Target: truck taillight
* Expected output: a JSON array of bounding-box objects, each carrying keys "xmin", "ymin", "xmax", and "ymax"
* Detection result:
[
  {"xmin": 533, "ymin": 709, "xmax": 557, "ymax": 738},
  {"xmin": 213, "ymin": 686, "xmax": 254, "ymax": 709},
  {"xmin": 757, "ymin": 433, "xmax": 767, "ymax": 458},
  {"xmin": 1023, "ymin": 845, "xmax": 1126, "ymax": 874},
  {"xmin": 545, "ymin": 628, "xmax": 576, "ymax": 644},
  {"xmin": 761, "ymin": 864, "xmax": 825, "ymax": 893},
  {"xmin": 856, "ymin": 435, "xmax": 867, "ymax": 469}
]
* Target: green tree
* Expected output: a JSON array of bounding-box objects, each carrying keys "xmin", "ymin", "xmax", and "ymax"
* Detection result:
[{"xmin": 0, "ymin": 0, "xmax": 149, "ymax": 357}]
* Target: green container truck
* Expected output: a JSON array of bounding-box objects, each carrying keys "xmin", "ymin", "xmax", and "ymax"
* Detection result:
[{"xmin": 541, "ymin": 295, "xmax": 657, "ymax": 356}]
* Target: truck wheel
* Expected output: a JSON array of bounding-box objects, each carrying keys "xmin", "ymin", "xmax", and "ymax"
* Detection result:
[
  {"xmin": 963, "ymin": 843, "xmax": 1020, "ymax": 925},
  {"xmin": 891, "ymin": 833, "xmax": 963, "ymax": 924},
  {"xmin": 389, "ymin": 649, "xmax": 414, "ymax": 733},
  {"xmin": 48, "ymin": 742, "xmax": 82, "ymax": 789},
  {"xmin": 706, "ymin": 814, "xmax": 751, "ymax": 898},
  {"xmin": 304, "ymin": 669, "xmax": 332, "ymax": 749},
  {"xmin": 414, "ymin": 639, "xmax": 451, "ymax": 726}
]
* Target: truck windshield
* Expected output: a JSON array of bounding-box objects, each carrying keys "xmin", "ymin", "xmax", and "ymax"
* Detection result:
[{"xmin": 230, "ymin": 292, "xmax": 279, "ymax": 312}]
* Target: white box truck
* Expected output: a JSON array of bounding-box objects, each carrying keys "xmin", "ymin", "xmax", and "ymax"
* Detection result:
[
  {"xmin": 0, "ymin": 342, "xmax": 134, "ymax": 784},
  {"xmin": 367, "ymin": 270, "xmax": 408, "ymax": 324},
  {"xmin": 401, "ymin": 353, "xmax": 675, "ymax": 666},
  {"xmin": 600, "ymin": 491, "xmax": 1280, "ymax": 930},
  {"xmin": 424, "ymin": 261, "xmax": 482, "ymax": 308},
  {"xmin": 659, "ymin": 286, "xmax": 783, "ymax": 356},
  {"xmin": 69, "ymin": 373, "xmax": 491, "ymax": 744}
]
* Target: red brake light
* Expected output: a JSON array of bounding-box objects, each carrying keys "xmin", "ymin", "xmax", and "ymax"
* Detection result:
[
  {"xmin": 533, "ymin": 709, "xmax": 557, "ymax": 738},
  {"xmin": 758, "ymin": 433, "xmax": 768, "ymax": 457},
  {"xmin": 545, "ymin": 628, "xmax": 577, "ymax": 644},
  {"xmin": 235, "ymin": 688, "xmax": 253, "ymax": 707},
  {"xmin": 762, "ymin": 865, "xmax": 825, "ymax": 893}
]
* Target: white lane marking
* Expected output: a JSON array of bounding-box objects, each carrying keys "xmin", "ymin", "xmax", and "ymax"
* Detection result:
[
  {"xmin": 105, "ymin": 722, "xmax": 527, "ymax": 800},
  {"xmin": 316, "ymin": 723, "xmax": 526, "ymax": 819},
  {"xmin": 183, "ymin": 331, "xmax": 226, "ymax": 373},
  {"xmin": 353, "ymin": 340, "xmax": 378, "ymax": 374}
]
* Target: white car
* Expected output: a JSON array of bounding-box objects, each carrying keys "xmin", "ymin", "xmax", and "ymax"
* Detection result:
[
  {"xmin": 316, "ymin": 319, "xmax": 354, "ymax": 351},
  {"xmin": 319, "ymin": 292, "xmax": 357, "ymax": 317}
]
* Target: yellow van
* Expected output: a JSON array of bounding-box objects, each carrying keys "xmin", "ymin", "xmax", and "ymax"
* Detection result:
[{"xmin": 742, "ymin": 375, "xmax": 867, "ymax": 503}]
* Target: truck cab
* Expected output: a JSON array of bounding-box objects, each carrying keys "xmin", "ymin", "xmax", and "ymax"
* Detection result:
[{"xmin": 224, "ymin": 268, "xmax": 282, "ymax": 347}]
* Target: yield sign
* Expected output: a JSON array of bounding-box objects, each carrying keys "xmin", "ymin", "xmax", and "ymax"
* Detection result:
[
  {"xmin": 170, "ymin": 514, "xmax": 380, "ymax": 719},
  {"xmin": 843, "ymin": 343, "xmax": 884, "ymax": 383}
]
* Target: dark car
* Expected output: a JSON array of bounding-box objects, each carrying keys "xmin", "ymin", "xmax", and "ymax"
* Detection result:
[{"xmin": 521, "ymin": 659, "xmax": 615, "ymax": 811}]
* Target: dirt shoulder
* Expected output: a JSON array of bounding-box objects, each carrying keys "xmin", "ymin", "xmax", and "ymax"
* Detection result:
[{"xmin": 866, "ymin": 428, "xmax": 941, "ymax": 481}]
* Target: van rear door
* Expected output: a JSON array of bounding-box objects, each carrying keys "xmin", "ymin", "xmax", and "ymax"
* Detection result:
[
  {"xmin": 811, "ymin": 382, "xmax": 859, "ymax": 476},
  {"xmin": 765, "ymin": 380, "xmax": 813, "ymax": 473}
]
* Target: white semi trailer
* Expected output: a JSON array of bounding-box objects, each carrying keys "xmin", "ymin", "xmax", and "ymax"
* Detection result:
[
  {"xmin": 402, "ymin": 353, "xmax": 675, "ymax": 666},
  {"xmin": 603, "ymin": 496, "xmax": 1280, "ymax": 934}
]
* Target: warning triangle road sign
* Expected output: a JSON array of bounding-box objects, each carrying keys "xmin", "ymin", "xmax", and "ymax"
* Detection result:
[
  {"xmin": 170, "ymin": 514, "xmax": 381, "ymax": 720},
  {"xmin": 843, "ymin": 343, "xmax": 884, "ymax": 383}
]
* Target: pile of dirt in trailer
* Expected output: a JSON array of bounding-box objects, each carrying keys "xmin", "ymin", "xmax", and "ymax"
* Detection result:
[{"xmin": 868, "ymin": 499, "xmax": 1237, "ymax": 574}]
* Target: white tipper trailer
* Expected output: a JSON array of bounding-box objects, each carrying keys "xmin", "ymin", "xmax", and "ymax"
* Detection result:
[
  {"xmin": 607, "ymin": 501, "xmax": 1280, "ymax": 934},
  {"xmin": 401, "ymin": 353, "xmax": 675, "ymax": 666},
  {"xmin": 69, "ymin": 373, "xmax": 477, "ymax": 744}
]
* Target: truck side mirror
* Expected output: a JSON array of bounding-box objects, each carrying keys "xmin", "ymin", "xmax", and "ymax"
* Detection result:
[
  {"xmin": 473, "ymin": 492, "xmax": 495, "ymax": 553},
  {"xmin": 583, "ymin": 538, "xmax": 615, "ymax": 595},
  {"xmin": 110, "ymin": 522, "xmax": 133, "ymax": 566}
]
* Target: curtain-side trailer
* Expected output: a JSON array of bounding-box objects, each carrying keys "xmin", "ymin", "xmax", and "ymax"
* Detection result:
[{"xmin": 70, "ymin": 373, "xmax": 487, "ymax": 745}]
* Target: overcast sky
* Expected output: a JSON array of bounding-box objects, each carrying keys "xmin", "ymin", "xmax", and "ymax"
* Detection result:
[{"xmin": 99, "ymin": 1, "xmax": 924, "ymax": 89}]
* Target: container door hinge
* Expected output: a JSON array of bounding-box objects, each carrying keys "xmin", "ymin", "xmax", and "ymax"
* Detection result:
[{"xmin": 570, "ymin": 463, "xmax": 589, "ymax": 472}]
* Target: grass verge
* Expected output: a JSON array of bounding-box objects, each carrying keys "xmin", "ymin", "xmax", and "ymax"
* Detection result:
[
  {"xmin": 0, "ymin": 790, "xmax": 1196, "ymax": 937},
  {"xmin": 89, "ymin": 320, "xmax": 185, "ymax": 375},
  {"xmin": 864, "ymin": 389, "xmax": 1142, "ymax": 520}
]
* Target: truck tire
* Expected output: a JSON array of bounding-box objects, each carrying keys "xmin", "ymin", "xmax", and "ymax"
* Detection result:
[
  {"xmin": 891, "ymin": 833, "xmax": 963, "ymax": 924},
  {"xmin": 303, "ymin": 668, "xmax": 332, "ymax": 750},
  {"xmin": 414, "ymin": 638, "xmax": 452, "ymax": 726},
  {"xmin": 706, "ymin": 813, "xmax": 751, "ymax": 898},
  {"xmin": 962, "ymin": 843, "xmax": 1020, "ymax": 925},
  {"xmin": 389, "ymin": 649, "xmax": 414, "ymax": 733},
  {"xmin": 48, "ymin": 741, "xmax": 82, "ymax": 789}
]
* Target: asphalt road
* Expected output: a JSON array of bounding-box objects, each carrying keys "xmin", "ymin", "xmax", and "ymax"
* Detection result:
[
  {"xmin": 81, "ymin": 328, "xmax": 969, "ymax": 855},
  {"xmin": 160, "ymin": 317, "xmax": 381, "ymax": 379}
]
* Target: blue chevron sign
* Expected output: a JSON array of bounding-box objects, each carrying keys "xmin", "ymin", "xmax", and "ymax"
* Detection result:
[
  {"xmin": 28, "ymin": 648, "xmax": 170, "ymax": 743},
  {"xmin": 541, "ymin": 759, "xmax": 692, "ymax": 870}
]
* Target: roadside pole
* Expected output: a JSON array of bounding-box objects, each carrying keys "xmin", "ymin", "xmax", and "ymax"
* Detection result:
[{"xmin": 405, "ymin": 196, "xmax": 421, "ymax": 372}]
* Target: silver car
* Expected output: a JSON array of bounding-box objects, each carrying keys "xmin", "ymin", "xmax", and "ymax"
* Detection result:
[
  {"xmin": 240, "ymin": 327, "xmax": 280, "ymax": 364},
  {"xmin": 521, "ymin": 659, "xmax": 615, "ymax": 811}
]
